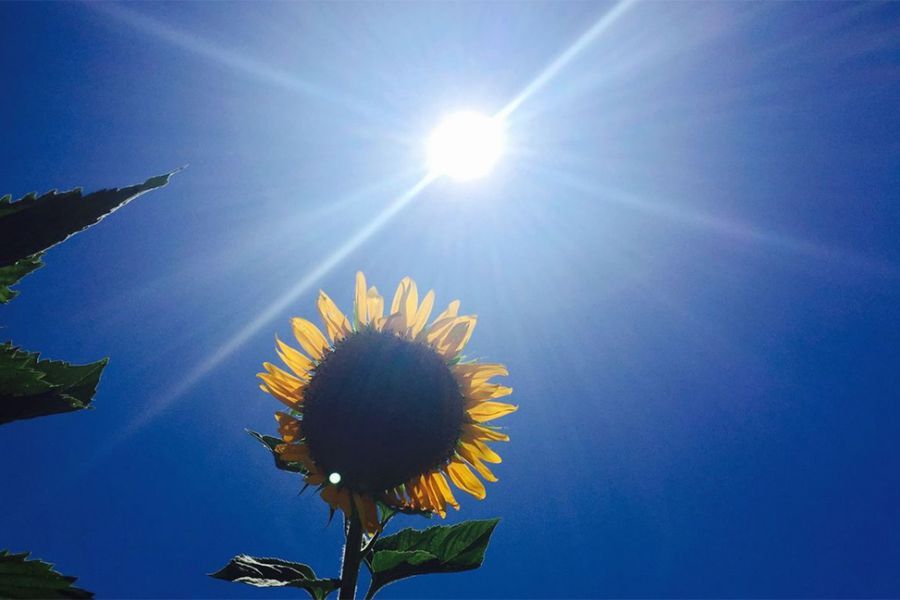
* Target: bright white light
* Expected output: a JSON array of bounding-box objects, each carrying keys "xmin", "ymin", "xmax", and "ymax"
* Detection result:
[
  {"xmin": 427, "ymin": 111, "xmax": 505, "ymax": 181},
  {"xmin": 328, "ymin": 472, "xmax": 341, "ymax": 485}
]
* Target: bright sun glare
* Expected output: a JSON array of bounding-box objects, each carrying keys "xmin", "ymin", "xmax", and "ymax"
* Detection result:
[{"xmin": 427, "ymin": 110, "xmax": 506, "ymax": 181}]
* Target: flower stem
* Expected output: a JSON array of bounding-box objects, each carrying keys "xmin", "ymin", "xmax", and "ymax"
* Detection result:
[{"xmin": 339, "ymin": 508, "xmax": 364, "ymax": 600}]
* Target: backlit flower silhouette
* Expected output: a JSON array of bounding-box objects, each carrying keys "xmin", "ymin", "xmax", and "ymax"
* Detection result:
[{"xmin": 258, "ymin": 272, "xmax": 516, "ymax": 534}]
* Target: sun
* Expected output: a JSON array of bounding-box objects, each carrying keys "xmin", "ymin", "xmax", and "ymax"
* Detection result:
[{"xmin": 426, "ymin": 110, "xmax": 506, "ymax": 181}]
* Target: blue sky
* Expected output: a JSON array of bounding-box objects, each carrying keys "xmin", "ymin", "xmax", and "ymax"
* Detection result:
[{"xmin": 2, "ymin": 2, "xmax": 900, "ymax": 597}]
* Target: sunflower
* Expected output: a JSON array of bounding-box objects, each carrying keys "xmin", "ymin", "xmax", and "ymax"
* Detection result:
[{"xmin": 258, "ymin": 272, "xmax": 516, "ymax": 534}]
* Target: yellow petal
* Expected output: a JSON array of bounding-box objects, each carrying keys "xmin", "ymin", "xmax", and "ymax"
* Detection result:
[
  {"xmin": 446, "ymin": 459, "xmax": 486, "ymax": 500},
  {"xmin": 487, "ymin": 384, "xmax": 514, "ymax": 399},
  {"xmin": 467, "ymin": 401, "xmax": 518, "ymax": 423},
  {"xmin": 408, "ymin": 478, "xmax": 428, "ymax": 510},
  {"xmin": 453, "ymin": 362, "xmax": 508, "ymax": 383},
  {"xmin": 424, "ymin": 315, "xmax": 469, "ymax": 346},
  {"xmin": 462, "ymin": 385, "xmax": 504, "ymax": 402},
  {"xmin": 470, "ymin": 438, "xmax": 502, "ymax": 463},
  {"xmin": 415, "ymin": 474, "xmax": 436, "ymax": 512},
  {"xmin": 420, "ymin": 474, "xmax": 446, "ymax": 518},
  {"xmin": 291, "ymin": 317, "xmax": 330, "ymax": 361},
  {"xmin": 456, "ymin": 366, "xmax": 509, "ymax": 397},
  {"xmin": 263, "ymin": 361, "xmax": 303, "ymax": 387},
  {"xmin": 259, "ymin": 381, "xmax": 300, "ymax": 410},
  {"xmin": 433, "ymin": 300, "xmax": 460, "ymax": 323},
  {"xmin": 390, "ymin": 277, "xmax": 418, "ymax": 329},
  {"xmin": 366, "ymin": 286, "xmax": 384, "ymax": 324},
  {"xmin": 275, "ymin": 442, "xmax": 311, "ymax": 465},
  {"xmin": 464, "ymin": 423, "xmax": 510, "ymax": 443},
  {"xmin": 422, "ymin": 316, "xmax": 456, "ymax": 344},
  {"xmin": 431, "ymin": 471, "xmax": 459, "ymax": 509},
  {"xmin": 258, "ymin": 363, "xmax": 304, "ymax": 409},
  {"xmin": 429, "ymin": 317, "xmax": 477, "ymax": 359},
  {"xmin": 410, "ymin": 290, "xmax": 435, "ymax": 338},
  {"xmin": 274, "ymin": 412, "xmax": 302, "ymax": 442},
  {"xmin": 466, "ymin": 383, "xmax": 514, "ymax": 404},
  {"xmin": 316, "ymin": 291, "xmax": 352, "ymax": 342},
  {"xmin": 275, "ymin": 337, "xmax": 313, "ymax": 378},
  {"xmin": 381, "ymin": 312, "xmax": 407, "ymax": 336},
  {"xmin": 403, "ymin": 281, "xmax": 419, "ymax": 328},
  {"xmin": 259, "ymin": 376, "xmax": 299, "ymax": 404},
  {"xmin": 457, "ymin": 443, "xmax": 498, "ymax": 482},
  {"xmin": 257, "ymin": 373, "xmax": 289, "ymax": 401},
  {"xmin": 355, "ymin": 271, "xmax": 368, "ymax": 327},
  {"xmin": 440, "ymin": 318, "xmax": 477, "ymax": 358}
]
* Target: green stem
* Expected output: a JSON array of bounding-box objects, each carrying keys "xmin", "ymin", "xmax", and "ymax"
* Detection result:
[
  {"xmin": 339, "ymin": 508, "xmax": 364, "ymax": 600},
  {"xmin": 360, "ymin": 518, "xmax": 388, "ymax": 558}
]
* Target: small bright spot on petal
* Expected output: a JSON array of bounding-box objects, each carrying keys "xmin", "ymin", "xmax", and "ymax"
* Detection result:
[
  {"xmin": 328, "ymin": 472, "xmax": 341, "ymax": 485},
  {"xmin": 427, "ymin": 110, "xmax": 505, "ymax": 181}
]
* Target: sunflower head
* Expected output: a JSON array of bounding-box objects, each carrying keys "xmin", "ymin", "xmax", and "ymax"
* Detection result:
[{"xmin": 258, "ymin": 272, "xmax": 516, "ymax": 533}]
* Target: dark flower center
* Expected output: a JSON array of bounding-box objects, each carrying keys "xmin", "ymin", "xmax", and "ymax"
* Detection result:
[{"xmin": 301, "ymin": 328, "xmax": 465, "ymax": 494}]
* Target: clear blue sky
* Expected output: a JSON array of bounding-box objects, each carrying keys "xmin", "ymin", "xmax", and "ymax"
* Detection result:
[{"xmin": 2, "ymin": 2, "xmax": 900, "ymax": 598}]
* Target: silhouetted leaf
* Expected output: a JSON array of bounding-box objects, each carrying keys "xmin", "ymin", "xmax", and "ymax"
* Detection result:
[
  {"xmin": 247, "ymin": 429, "xmax": 308, "ymax": 474},
  {"xmin": 0, "ymin": 254, "xmax": 43, "ymax": 304},
  {"xmin": 0, "ymin": 343, "xmax": 107, "ymax": 426},
  {"xmin": 363, "ymin": 518, "xmax": 499, "ymax": 598},
  {"xmin": 376, "ymin": 501, "xmax": 433, "ymax": 520},
  {"xmin": 0, "ymin": 550, "xmax": 92, "ymax": 598},
  {"xmin": 0, "ymin": 171, "xmax": 177, "ymax": 267},
  {"xmin": 210, "ymin": 554, "xmax": 339, "ymax": 600}
]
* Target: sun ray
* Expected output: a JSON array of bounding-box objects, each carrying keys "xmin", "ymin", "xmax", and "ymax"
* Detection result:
[
  {"xmin": 496, "ymin": 0, "xmax": 636, "ymax": 120},
  {"xmin": 69, "ymin": 1, "xmax": 638, "ymax": 473},
  {"xmin": 546, "ymin": 168, "xmax": 898, "ymax": 276},
  {"xmin": 86, "ymin": 3, "xmax": 379, "ymax": 121},
  {"xmin": 73, "ymin": 174, "xmax": 437, "ymax": 471}
]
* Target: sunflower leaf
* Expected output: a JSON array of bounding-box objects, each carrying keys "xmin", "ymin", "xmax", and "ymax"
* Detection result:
[
  {"xmin": 0, "ymin": 170, "xmax": 178, "ymax": 267},
  {"xmin": 370, "ymin": 549, "xmax": 436, "ymax": 573},
  {"xmin": 247, "ymin": 429, "xmax": 308, "ymax": 474},
  {"xmin": 363, "ymin": 518, "xmax": 499, "ymax": 598},
  {"xmin": 210, "ymin": 554, "xmax": 339, "ymax": 600},
  {"xmin": 0, "ymin": 342, "xmax": 107, "ymax": 426},
  {"xmin": 0, "ymin": 550, "xmax": 93, "ymax": 599},
  {"xmin": 0, "ymin": 254, "xmax": 43, "ymax": 304},
  {"xmin": 376, "ymin": 501, "xmax": 432, "ymax": 521}
]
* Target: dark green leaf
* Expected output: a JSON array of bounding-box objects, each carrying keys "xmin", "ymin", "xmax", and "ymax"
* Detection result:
[
  {"xmin": 0, "ymin": 550, "xmax": 92, "ymax": 598},
  {"xmin": 0, "ymin": 171, "xmax": 178, "ymax": 267},
  {"xmin": 247, "ymin": 429, "xmax": 308, "ymax": 474},
  {"xmin": 210, "ymin": 554, "xmax": 339, "ymax": 600},
  {"xmin": 370, "ymin": 549, "xmax": 435, "ymax": 573},
  {"xmin": 376, "ymin": 500, "xmax": 432, "ymax": 520},
  {"xmin": 364, "ymin": 518, "xmax": 499, "ymax": 598},
  {"xmin": 0, "ymin": 254, "xmax": 43, "ymax": 304},
  {"xmin": 0, "ymin": 342, "xmax": 107, "ymax": 426}
]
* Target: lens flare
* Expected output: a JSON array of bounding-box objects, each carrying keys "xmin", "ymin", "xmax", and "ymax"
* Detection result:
[{"xmin": 427, "ymin": 111, "xmax": 505, "ymax": 181}]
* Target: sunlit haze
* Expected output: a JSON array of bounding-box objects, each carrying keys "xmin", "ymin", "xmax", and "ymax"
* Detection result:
[{"xmin": 2, "ymin": 2, "xmax": 900, "ymax": 598}]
